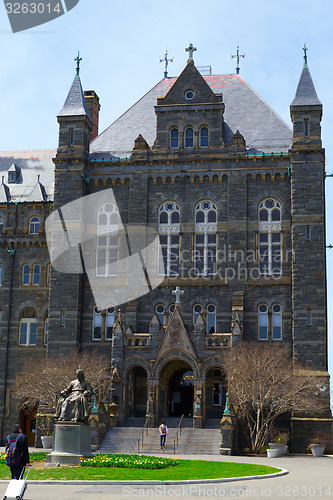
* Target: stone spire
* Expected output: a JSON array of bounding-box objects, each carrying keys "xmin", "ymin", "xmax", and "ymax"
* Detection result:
[
  {"xmin": 291, "ymin": 64, "xmax": 322, "ymax": 107},
  {"xmin": 58, "ymin": 73, "xmax": 91, "ymax": 120}
]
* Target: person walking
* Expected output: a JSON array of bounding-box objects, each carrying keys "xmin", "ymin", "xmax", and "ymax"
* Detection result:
[
  {"xmin": 159, "ymin": 420, "xmax": 169, "ymax": 449},
  {"xmin": 5, "ymin": 424, "xmax": 31, "ymax": 479}
]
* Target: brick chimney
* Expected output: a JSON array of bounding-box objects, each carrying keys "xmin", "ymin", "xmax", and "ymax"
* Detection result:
[{"xmin": 84, "ymin": 90, "xmax": 100, "ymax": 141}]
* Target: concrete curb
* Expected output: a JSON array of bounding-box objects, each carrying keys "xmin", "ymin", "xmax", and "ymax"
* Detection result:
[{"xmin": 0, "ymin": 468, "xmax": 288, "ymax": 485}]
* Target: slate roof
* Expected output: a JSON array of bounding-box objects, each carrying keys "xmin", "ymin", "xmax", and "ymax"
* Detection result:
[
  {"xmin": 58, "ymin": 74, "xmax": 91, "ymax": 119},
  {"xmin": 0, "ymin": 150, "xmax": 55, "ymax": 203},
  {"xmin": 90, "ymin": 74, "xmax": 293, "ymax": 158},
  {"xmin": 291, "ymin": 65, "xmax": 322, "ymax": 107}
]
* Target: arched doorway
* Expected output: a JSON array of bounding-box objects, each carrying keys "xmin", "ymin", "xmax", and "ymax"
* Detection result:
[
  {"xmin": 127, "ymin": 366, "xmax": 147, "ymax": 418},
  {"xmin": 159, "ymin": 360, "xmax": 195, "ymax": 418}
]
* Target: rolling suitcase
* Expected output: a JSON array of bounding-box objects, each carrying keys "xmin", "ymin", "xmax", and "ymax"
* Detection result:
[{"xmin": 3, "ymin": 465, "xmax": 31, "ymax": 500}]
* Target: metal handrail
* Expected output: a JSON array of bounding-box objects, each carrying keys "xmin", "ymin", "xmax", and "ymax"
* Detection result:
[
  {"xmin": 173, "ymin": 413, "xmax": 184, "ymax": 454},
  {"xmin": 137, "ymin": 416, "xmax": 150, "ymax": 453}
]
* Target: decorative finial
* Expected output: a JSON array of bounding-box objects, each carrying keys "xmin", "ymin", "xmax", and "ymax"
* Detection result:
[
  {"xmin": 223, "ymin": 392, "xmax": 231, "ymax": 416},
  {"xmin": 75, "ymin": 51, "xmax": 82, "ymax": 76},
  {"xmin": 160, "ymin": 50, "xmax": 173, "ymax": 78},
  {"xmin": 185, "ymin": 43, "xmax": 197, "ymax": 62},
  {"xmin": 172, "ymin": 286, "xmax": 184, "ymax": 305},
  {"xmin": 303, "ymin": 43, "xmax": 308, "ymax": 67},
  {"xmin": 231, "ymin": 45, "xmax": 245, "ymax": 75}
]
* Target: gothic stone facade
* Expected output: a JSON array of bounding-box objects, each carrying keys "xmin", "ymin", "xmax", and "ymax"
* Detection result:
[{"xmin": 0, "ymin": 54, "xmax": 331, "ymax": 451}]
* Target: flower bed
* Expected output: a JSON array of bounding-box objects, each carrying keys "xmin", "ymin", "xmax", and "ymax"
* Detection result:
[
  {"xmin": 81, "ymin": 454, "xmax": 178, "ymax": 469},
  {"xmin": 0, "ymin": 451, "xmax": 47, "ymax": 464}
]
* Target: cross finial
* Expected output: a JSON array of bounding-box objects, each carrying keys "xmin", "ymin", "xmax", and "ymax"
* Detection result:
[
  {"xmin": 172, "ymin": 286, "xmax": 184, "ymax": 305},
  {"xmin": 303, "ymin": 43, "xmax": 308, "ymax": 67},
  {"xmin": 185, "ymin": 43, "xmax": 197, "ymax": 62},
  {"xmin": 160, "ymin": 50, "xmax": 173, "ymax": 78},
  {"xmin": 231, "ymin": 45, "xmax": 245, "ymax": 75},
  {"xmin": 75, "ymin": 51, "xmax": 82, "ymax": 76}
]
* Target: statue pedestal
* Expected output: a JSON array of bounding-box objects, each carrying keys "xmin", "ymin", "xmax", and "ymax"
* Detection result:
[{"xmin": 46, "ymin": 422, "xmax": 94, "ymax": 465}]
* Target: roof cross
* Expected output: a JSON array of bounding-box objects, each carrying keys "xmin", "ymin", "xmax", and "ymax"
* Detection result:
[
  {"xmin": 185, "ymin": 43, "xmax": 197, "ymax": 62},
  {"xmin": 160, "ymin": 50, "xmax": 173, "ymax": 78},
  {"xmin": 75, "ymin": 51, "xmax": 82, "ymax": 76},
  {"xmin": 231, "ymin": 45, "xmax": 245, "ymax": 75},
  {"xmin": 172, "ymin": 286, "xmax": 184, "ymax": 305},
  {"xmin": 303, "ymin": 43, "xmax": 308, "ymax": 67}
]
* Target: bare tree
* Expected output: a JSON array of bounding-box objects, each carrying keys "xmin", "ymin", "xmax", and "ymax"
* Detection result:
[
  {"xmin": 224, "ymin": 343, "xmax": 328, "ymax": 453},
  {"xmin": 13, "ymin": 352, "xmax": 111, "ymax": 413}
]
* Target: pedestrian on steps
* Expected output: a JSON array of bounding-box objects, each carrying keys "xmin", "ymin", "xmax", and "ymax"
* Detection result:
[{"xmin": 159, "ymin": 420, "xmax": 169, "ymax": 449}]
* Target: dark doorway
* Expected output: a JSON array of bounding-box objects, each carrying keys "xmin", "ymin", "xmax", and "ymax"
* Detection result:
[{"xmin": 168, "ymin": 369, "xmax": 194, "ymax": 417}]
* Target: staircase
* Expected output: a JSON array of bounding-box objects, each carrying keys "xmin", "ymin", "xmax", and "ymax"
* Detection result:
[{"xmin": 98, "ymin": 418, "xmax": 221, "ymax": 455}]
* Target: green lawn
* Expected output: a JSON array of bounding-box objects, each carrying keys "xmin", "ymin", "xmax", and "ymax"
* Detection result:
[{"xmin": 0, "ymin": 454, "xmax": 281, "ymax": 481}]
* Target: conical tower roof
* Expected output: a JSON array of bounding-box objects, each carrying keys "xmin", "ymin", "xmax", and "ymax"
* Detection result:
[
  {"xmin": 58, "ymin": 74, "xmax": 91, "ymax": 120},
  {"xmin": 291, "ymin": 65, "xmax": 322, "ymax": 107}
]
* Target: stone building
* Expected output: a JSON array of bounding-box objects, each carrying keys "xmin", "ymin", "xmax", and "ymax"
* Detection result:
[{"xmin": 0, "ymin": 45, "xmax": 331, "ymax": 450}]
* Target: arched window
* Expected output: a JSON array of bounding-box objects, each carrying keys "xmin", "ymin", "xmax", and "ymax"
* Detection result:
[
  {"xmin": 258, "ymin": 304, "xmax": 268, "ymax": 340},
  {"xmin": 206, "ymin": 303, "xmax": 216, "ymax": 333},
  {"xmin": 19, "ymin": 309, "xmax": 37, "ymax": 346},
  {"xmin": 0, "ymin": 217, "xmax": 4, "ymax": 235},
  {"xmin": 29, "ymin": 217, "xmax": 40, "ymax": 235},
  {"xmin": 22, "ymin": 265, "xmax": 30, "ymax": 286},
  {"xmin": 185, "ymin": 127, "xmax": 194, "ymax": 148},
  {"xmin": 199, "ymin": 127, "xmax": 209, "ymax": 148},
  {"xmin": 194, "ymin": 200, "xmax": 217, "ymax": 276},
  {"xmin": 32, "ymin": 264, "xmax": 40, "ymax": 286},
  {"xmin": 105, "ymin": 306, "xmax": 115, "ymax": 340},
  {"xmin": 272, "ymin": 303, "xmax": 282, "ymax": 340},
  {"xmin": 96, "ymin": 203, "xmax": 119, "ymax": 277},
  {"xmin": 155, "ymin": 304, "xmax": 165, "ymax": 325},
  {"xmin": 258, "ymin": 199, "xmax": 281, "ymax": 275},
  {"xmin": 170, "ymin": 128, "xmax": 179, "ymax": 149},
  {"xmin": 168, "ymin": 304, "xmax": 175, "ymax": 317},
  {"xmin": 193, "ymin": 303, "xmax": 203, "ymax": 324},
  {"xmin": 92, "ymin": 306, "xmax": 102, "ymax": 340},
  {"xmin": 158, "ymin": 201, "xmax": 180, "ymax": 276},
  {"xmin": 0, "ymin": 265, "xmax": 3, "ymax": 286}
]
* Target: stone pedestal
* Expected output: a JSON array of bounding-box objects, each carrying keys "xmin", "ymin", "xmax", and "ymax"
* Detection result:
[
  {"xmin": 46, "ymin": 422, "xmax": 94, "ymax": 465},
  {"xmin": 220, "ymin": 415, "xmax": 233, "ymax": 455}
]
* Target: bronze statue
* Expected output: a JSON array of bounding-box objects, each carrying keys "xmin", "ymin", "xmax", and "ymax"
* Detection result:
[{"xmin": 55, "ymin": 369, "xmax": 93, "ymax": 423}]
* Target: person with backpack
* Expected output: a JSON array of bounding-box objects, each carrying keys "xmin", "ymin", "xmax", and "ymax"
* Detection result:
[
  {"xmin": 158, "ymin": 420, "xmax": 169, "ymax": 449},
  {"xmin": 5, "ymin": 424, "xmax": 31, "ymax": 479}
]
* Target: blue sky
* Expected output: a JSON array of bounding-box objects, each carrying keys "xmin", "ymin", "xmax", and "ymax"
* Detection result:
[{"xmin": 1, "ymin": 0, "xmax": 333, "ymax": 391}]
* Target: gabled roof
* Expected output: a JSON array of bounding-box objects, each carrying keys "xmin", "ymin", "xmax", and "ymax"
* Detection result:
[
  {"xmin": 58, "ymin": 74, "xmax": 91, "ymax": 119},
  {"xmin": 0, "ymin": 150, "xmax": 55, "ymax": 203},
  {"xmin": 90, "ymin": 74, "xmax": 292, "ymax": 157},
  {"xmin": 291, "ymin": 65, "xmax": 322, "ymax": 107}
]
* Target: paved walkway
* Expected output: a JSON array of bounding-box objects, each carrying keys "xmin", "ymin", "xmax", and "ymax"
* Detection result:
[{"xmin": 0, "ymin": 453, "xmax": 332, "ymax": 499}]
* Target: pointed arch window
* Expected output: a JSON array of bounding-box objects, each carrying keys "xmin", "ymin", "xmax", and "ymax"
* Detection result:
[
  {"xmin": 22, "ymin": 265, "xmax": 30, "ymax": 286},
  {"xmin": 194, "ymin": 200, "xmax": 217, "ymax": 276},
  {"xmin": 185, "ymin": 127, "xmax": 194, "ymax": 148},
  {"xmin": 258, "ymin": 304, "xmax": 268, "ymax": 340},
  {"xmin": 92, "ymin": 306, "xmax": 102, "ymax": 340},
  {"xmin": 29, "ymin": 217, "xmax": 40, "ymax": 235},
  {"xmin": 193, "ymin": 303, "xmax": 203, "ymax": 325},
  {"xmin": 272, "ymin": 303, "xmax": 282, "ymax": 340},
  {"xmin": 206, "ymin": 303, "xmax": 216, "ymax": 333},
  {"xmin": 155, "ymin": 304, "xmax": 165, "ymax": 325},
  {"xmin": 258, "ymin": 199, "xmax": 282, "ymax": 275},
  {"xmin": 32, "ymin": 264, "xmax": 40, "ymax": 286},
  {"xmin": 96, "ymin": 203, "xmax": 119, "ymax": 277},
  {"xmin": 19, "ymin": 310, "xmax": 37, "ymax": 346},
  {"xmin": 199, "ymin": 127, "xmax": 209, "ymax": 148},
  {"xmin": 158, "ymin": 201, "xmax": 180, "ymax": 276},
  {"xmin": 170, "ymin": 128, "xmax": 179, "ymax": 149},
  {"xmin": 105, "ymin": 306, "xmax": 115, "ymax": 340}
]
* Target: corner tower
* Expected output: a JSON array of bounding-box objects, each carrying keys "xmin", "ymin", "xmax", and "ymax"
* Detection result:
[{"xmin": 48, "ymin": 61, "xmax": 93, "ymax": 357}]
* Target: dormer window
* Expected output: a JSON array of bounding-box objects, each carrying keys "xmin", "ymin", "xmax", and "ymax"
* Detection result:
[
  {"xmin": 7, "ymin": 163, "xmax": 20, "ymax": 184},
  {"xmin": 185, "ymin": 127, "xmax": 194, "ymax": 148},
  {"xmin": 170, "ymin": 128, "xmax": 179, "ymax": 149}
]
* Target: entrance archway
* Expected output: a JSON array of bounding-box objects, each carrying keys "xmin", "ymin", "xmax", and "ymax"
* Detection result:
[{"xmin": 159, "ymin": 360, "xmax": 195, "ymax": 418}]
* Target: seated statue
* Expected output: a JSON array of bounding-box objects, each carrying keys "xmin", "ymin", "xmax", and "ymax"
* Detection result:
[{"xmin": 55, "ymin": 369, "xmax": 93, "ymax": 423}]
